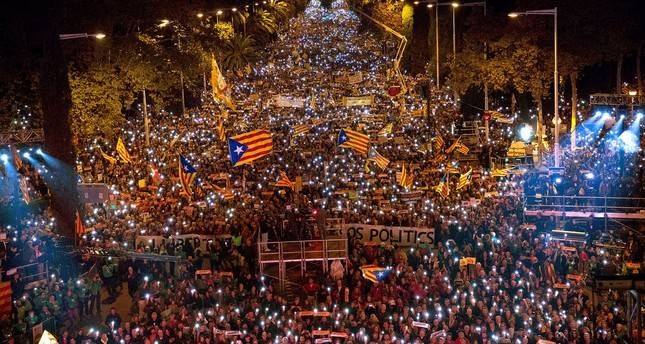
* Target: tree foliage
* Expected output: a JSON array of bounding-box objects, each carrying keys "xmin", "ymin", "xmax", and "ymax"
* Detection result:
[
  {"xmin": 251, "ymin": 9, "xmax": 279, "ymax": 37},
  {"xmin": 222, "ymin": 34, "xmax": 257, "ymax": 72},
  {"xmin": 69, "ymin": 65, "xmax": 129, "ymax": 137}
]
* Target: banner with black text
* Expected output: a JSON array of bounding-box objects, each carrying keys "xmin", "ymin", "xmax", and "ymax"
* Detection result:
[
  {"xmin": 340, "ymin": 224, "xmax": 434, "ymax": 246},
  {"xmin": 135, "ymin": 234, "xmax": 216, "ymax": 252}
]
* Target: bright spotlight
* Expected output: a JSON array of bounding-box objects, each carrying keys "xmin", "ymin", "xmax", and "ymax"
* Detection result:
[
  {"xmin": 22, "ymin": 152, "xmax": 30, "ymax": 159},
  {"xmin": 637, "ymin": 113, "xmax": 643, "ymax": 119},
  {"xmin": 619, "ymin": 131, "xmax": 639, "ymax": 153},
  {"xmin": 519, "ymin": 125, "xmax": 533, "ymax": 142},
  {"xmin": 555, "ymin": 177, "xmax": 562, "ymax": 184},
  {"xmin": 0, "ymin": 154, "xmax": 8, "ymax": 163},
  {"xmin": 595, "ymin": 111, "xmax": 602, "ymax": 117},
  {"xmin": 584, "ymin": 172, "xmax": 594, "ymax": 180},
  {"xmin": 36, "ymin": 148, "xmax": 43, "ymax": 155}
]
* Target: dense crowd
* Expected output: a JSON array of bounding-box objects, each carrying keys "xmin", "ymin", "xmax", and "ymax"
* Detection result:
[{"xmin": 1, "ymin": 0, "xmax": 643, "ymax": 343}]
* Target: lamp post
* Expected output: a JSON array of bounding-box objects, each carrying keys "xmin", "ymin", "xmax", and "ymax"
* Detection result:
[
  {"xmin": 451, "ymin": 3, "xmax": 458, "ymax": 59},
  {"xmin": 414, "ymin": 1, "xmax": 485, "ymax": 89},
  {"xmin": 59, "ymin": 33, "xmax": 106, "ymax": 40},
  {"xmin": 508, "ymin": 7, "xmax": 559, "ymax": 167}
]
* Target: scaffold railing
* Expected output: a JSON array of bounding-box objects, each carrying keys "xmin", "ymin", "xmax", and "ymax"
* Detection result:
[
  {"xmin": 258, "ymin": 238, "xmax": 348, "ymax": 264},
  {"xmin": 589, "ymin": 93, "xmax": 645, "ymax": 106},
  {"xmin": 258, "ymin": 238, "xmax": 348, "ymax": 290},
  {"xmin": 0, "ymin": 128, "xmax": 45, "ymax": 145},
  {"xmin": 524, "ymin": 195, "xmax": 645, "ymax": 219}
]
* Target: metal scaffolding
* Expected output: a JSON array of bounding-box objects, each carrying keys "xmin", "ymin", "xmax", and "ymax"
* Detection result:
[
  {"xmin": 258, "ymin": 238, "xmax": 348, "ymax": 291},
  {"xmin": 0, "ymin": 129, "xmax": 45, "ymax": 146},
  {"xmin": 589, "ymin": 93, "xmax": 645, "ymax": 106}
]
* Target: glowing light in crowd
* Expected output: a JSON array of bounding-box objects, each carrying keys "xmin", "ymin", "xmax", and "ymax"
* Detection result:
[{"xmin": 519, "ymin": 125, "xmax": 533, "ymax": 142}]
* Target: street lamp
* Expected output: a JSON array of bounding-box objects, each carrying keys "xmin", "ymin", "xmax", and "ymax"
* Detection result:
[
  {"xmin": 451, "ymin": 3, "xmax": 458, "ymax": 60},
  {"xmin": 216, "ymin": 10, "xmax": 223, "ymax": 23},
  {"xmin": 449, "ymin": 2, "xmax": 485, "ymax": 59},
  {"xmin": 414, "ymin": 1, "xmax": 485, "ymax": 89},
  {"xmin": 197, "ymin": 13, "xmax": 204, "ymax": 18},
  {"xmin": 508, "ymin": 8, "xmax": 559, "ymax": 167},
  {"xmin": 59, "ymin": 33, "xmax": 106, "ymax": 40}
]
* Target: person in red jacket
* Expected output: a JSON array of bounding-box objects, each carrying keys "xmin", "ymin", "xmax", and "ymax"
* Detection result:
[{"xmin": 303, "ymin": 277, "xmax": 320, "ymax": 304}]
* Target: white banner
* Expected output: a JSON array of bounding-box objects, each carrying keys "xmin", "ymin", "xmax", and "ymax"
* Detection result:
[
  {"xmin": 340, "ymin": 223, "xmax": 434, "ymax": 246},
  {"xmin": 347, "ymin": 71, "xmax": 363, "ymax": 84},
  {"xmin": 272, "ymin": 95, "xmax": 305, "ymax": 108},
  {"xmin": 342, "ymin": 95, "xmax": 374, "ymax": 107},
  {"xmin": 135, "ymin": 234, "xmax": 216, "ymax": 252}
]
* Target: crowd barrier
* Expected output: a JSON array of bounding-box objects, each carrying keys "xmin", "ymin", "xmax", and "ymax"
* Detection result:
[{"xmin": 525, "ymin": 195, "xmax": 645, "ymax": 214}]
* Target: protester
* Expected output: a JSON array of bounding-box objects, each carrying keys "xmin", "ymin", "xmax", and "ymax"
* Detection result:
[{"xmin": 1, "ymin": 0, "xmax": 641, "ymax": 343}]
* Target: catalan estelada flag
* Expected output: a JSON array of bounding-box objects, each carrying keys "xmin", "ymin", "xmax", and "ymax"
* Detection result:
[
  {"xmin": 456, "ymin": 168, "xmax": 472, "ymax": 191},
  {"xmin": 456, "ymin": 142, "xmax": 470, "ymax": 155},
  {"xmin": 275, "ymin": 171, "xmax": 294, "ymax": 189},
  {"xmin": 491, "ymin": 167, "xmax": 513, "ymax": 178},
  {"xmin": 446, "ymin": 137, "xmax": 469, "ymax": 155},
  {"xmin": 399, "ymin": 162, "xmax": 414, "ymax": 189},
  {"xmin": 434, "ymin": 173, "xmax": 450, "ymax": 198},
  {"xmin": 211, "ymin": 55, "xmax": 236, "ymax": 110},
  {"xmin": 99, "ymin": 148, "xmax": 117, "ymax": 165},
  {"xmin": 312, "ymin": 118, "xmax": 326, "ymax": 126},
  {"xmin": 293, "ymin": 124, "xmax": 310, "ymax": 137},
  {"xmin": 445, "ymin": 165, "xmax": 460, "ymax": 174},
  {"xmin": 360, "ymin": 265, "xmax": 392, "ymax": 283},
  {"xmin": 228, "ymin": 129, "xmax": 273, "ymax": 166},
  {"xmin": 432, "ymin": 135, "xmax": 445, "ymax": 152},
  {"xmin": 368, "ymin": 147, "xmax": 390, "ymax": 170},
  {"xmin": 75, "ymin": 210, "xmax": 86, "ymax": 237},
  {"xmin": 218, "ymin": 121, "xmax": 226, "ymax": 142},
  {"xmin": 337, "ymin": 128, "xmax": 369, "ymax": 155},
  {"xmin": 486, "ymin": 110, "xmax": 514, "ymax": 124},
  {"xmin": 378, "ymin": 123, "xmax": 393, "ymax": 137},
  {"xmin": 214, "ymin": 185, "xmax": 234, "ymax": 200},
  {"xmin": 178, "ymin": 155, "xmax": 197, "ymax": 197},
  {"xmin": 116, "ymin": 138, "xmax": 132, "ymax": 163}
]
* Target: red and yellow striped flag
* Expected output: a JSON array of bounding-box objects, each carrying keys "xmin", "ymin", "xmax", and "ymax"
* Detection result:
[
  {"xmin": 116, "ymin": 138, "xmax": 132, "ymax": 163},
  {"xmin": 456, "ymin": 168, "xmax": 472, "ymax": 190},
  {"xmin": 399, "ymin": 162, "xmax": 414, "ymax": 189},
  {"xmin": 275, "ymin": 171, "xmax": 295, "ymax": 189},
  {"xmin": 337, "ymin": 128, "xmax": 369, "ymax": 155}
]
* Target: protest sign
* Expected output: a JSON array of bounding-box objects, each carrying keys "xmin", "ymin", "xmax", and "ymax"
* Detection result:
[{"xmin": 340, "ymin": 223, "xmax": 434, "ymax": 246}]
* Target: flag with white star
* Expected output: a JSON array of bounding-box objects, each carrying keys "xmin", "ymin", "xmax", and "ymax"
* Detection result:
[
  {"xmin": 178, "ymin": 155, "xmax": 197, "ymax": 198},
  {"xmin": 227, "ymin": 129, "xmax": 273, "ymax": 167},
  {"xmin": 360, "ymin": 265, "xmax": 392, "ymax": 283},
  {"xmin": 337, "ymin": 128, "xmax": 369, "ymax": 155}
]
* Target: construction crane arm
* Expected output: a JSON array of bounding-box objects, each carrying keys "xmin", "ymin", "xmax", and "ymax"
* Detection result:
[{"xmin": 353, "ymin": 8, "xmax": 408, "ymax": 95}]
